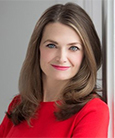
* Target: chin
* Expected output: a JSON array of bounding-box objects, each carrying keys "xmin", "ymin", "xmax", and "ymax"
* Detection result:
[{"xmin": 53, "ymin": 76, "xmax": 72, "ymax": 81}]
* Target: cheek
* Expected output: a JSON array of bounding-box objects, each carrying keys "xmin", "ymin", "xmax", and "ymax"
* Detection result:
[
  {"xmin": 40, "ymin": 49, "xmax": 49, "ymax": 72},
  {"xmin": 40, "ymin": 49, "xmax": 54, "ymax": 64},
  {"xmin": 40, "ymin": 49, "xmax": 48, "ymax": 60},
  {"xmin": 70, "ymin": 53, "xmax": 84, "ymax": 66}
]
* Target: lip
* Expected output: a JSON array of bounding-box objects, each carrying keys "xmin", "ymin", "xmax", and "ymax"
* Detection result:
[{"xmin": 51, "ymin": 65, "xmax": 70, "ymax": 71}]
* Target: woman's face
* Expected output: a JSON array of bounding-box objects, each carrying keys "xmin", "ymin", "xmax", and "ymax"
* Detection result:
[{"xmin": 40, "ymin": 22, "xmax": 84, "ymax": 81}]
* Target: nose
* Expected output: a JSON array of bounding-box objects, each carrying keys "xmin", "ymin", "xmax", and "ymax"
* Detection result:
[{"xmin": 56, "ymin": 48, "xmax": 67, "ymax": 63}]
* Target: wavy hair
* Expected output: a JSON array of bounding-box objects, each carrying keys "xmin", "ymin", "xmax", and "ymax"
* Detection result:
[{"xmin": 7, "ymin": 2, "xmax": 102, "ymax": 125}]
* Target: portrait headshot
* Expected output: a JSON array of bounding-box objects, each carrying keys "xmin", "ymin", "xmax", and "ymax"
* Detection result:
[{"xmin": 0, "ymin": 0, "xmax": 114, "ymax": 137}]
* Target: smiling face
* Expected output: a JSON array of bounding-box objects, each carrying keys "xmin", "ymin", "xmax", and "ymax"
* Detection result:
[{"xmin": 40, "ymin": 22, "xmax": 84, "ymax": 82}]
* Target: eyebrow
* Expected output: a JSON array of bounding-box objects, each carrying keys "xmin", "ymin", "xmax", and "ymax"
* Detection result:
[
  {"xmin": 43, "ymin": 39, "xmax": 82, "ymax": 46},
  {"xmin": 43, "ymin": 39, "xmax": 58, "ymax": 44}
]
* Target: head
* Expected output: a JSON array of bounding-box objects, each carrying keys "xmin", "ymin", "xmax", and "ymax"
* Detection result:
[{"xmin": 19, "ymin": 2, "xmax": 101, "ymax": 99}]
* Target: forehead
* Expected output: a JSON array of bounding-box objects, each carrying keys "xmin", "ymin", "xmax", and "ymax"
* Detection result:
[{"xmin": 41, "ymin": 22, "xmax": 82, "ymax": 44}]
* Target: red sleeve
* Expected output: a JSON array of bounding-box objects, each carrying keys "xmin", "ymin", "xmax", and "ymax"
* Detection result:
[
  {"xmin": 72, "ymin": 98, "xmax": 109, "ymax": 138},
  {"xmin": 0, "ymin": 95, "xmax": 20, "ymax": 137}
]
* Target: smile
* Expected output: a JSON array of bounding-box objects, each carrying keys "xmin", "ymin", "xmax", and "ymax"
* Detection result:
[{"xmin": 51, "ymin": 65, "xmax": 70, "ymax": 71}]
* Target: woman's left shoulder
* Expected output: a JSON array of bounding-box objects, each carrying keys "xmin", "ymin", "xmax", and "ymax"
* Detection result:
[
  {"xmin": 82, "ymin": 98, "xmax": 109, "ymax": 115},
  {"xmin": 73, "ymin": 99, "xmax": 109, "ymax": 137},
  {"xmin": 75, "ymin": 97, "xmax": 110, "ymax": 128},
  {"xmin": 88, "ymin": 97, "xmax": 108, "ymax": 108}
]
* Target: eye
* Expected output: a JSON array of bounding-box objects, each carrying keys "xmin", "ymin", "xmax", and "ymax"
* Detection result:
[
  {"xmin": 69, "ymin": 46, "xmax": 79, "ymax": 51},
  {"xmin": 46, "ymin": 44, "xmax": 56, "ymax": 49}
]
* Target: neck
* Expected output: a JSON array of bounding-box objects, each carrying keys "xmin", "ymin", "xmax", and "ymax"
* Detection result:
[{"xmin": 42, "ymin": 75, "xmax": 68, "ymax": 102}]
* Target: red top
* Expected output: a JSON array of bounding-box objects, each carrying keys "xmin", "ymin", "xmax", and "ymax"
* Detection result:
[{"xmin": 0, "ymin": 97, "xmax": 109, "ymax": 138}]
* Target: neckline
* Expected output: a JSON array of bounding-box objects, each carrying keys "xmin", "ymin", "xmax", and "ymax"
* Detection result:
[
  {"xmin": 40, "ymin": 100, "xmax": 60, "ymax": 104},
  {"xmin": 40, "ymin": 101, "xmax": 56, "ymax": 104}
]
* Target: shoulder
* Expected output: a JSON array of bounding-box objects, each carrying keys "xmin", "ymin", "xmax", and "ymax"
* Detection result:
[
  {"xmin": 8, "ymin": 95, "xmax": 21, "ymax": 113},
  {"xmin": 74, "ymin": 98, "xmax": 109, "ymax": 129},
  {"xmin": 77, "ymin": 98, "xmax": 109, "ymax": 120},
  {"xmin": 86, "ymin": 97, "xmax": 108, "ymax": 107},
  {"xmin": 86, "ymin": 98, "xmax": 109, "ymax": 111},
  {"xmin": 82, "ymin": 98, "xmax": 109, "ymax": 114},
  {"xmin": 72, "ymin": 98, "xmax": 109, "ymax": 137},
  {"xmin": 0, "ymin": 95, "xmax": 21, "ymax": 137}
]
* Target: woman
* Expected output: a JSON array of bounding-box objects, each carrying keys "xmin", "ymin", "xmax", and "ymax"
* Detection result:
[{"xmin": 0, "ymin": 2, "xmax": 109, "ymax": 138}]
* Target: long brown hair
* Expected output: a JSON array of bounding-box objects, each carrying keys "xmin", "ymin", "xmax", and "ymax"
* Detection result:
[{"xmin": 7, "ymin": 2, "xmax": 102, "ymax": 125}]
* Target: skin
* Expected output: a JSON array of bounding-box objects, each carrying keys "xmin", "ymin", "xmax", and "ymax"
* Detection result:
[{"xmin": 39, "ymin": 22, "xmax": 84, "ymax": 102}]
